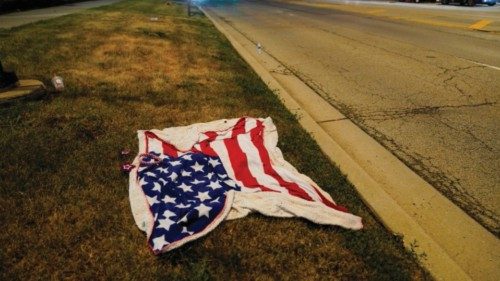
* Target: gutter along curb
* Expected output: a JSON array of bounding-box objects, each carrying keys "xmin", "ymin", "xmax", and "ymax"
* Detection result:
[{"xmin": 200, "ymin": 5, "xmax": 500, "ymax": 281}]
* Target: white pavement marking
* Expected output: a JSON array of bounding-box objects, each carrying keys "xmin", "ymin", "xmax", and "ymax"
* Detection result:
[{"xmin": 468, "ymin": 60, "xmax": 500, "ymax": 71}]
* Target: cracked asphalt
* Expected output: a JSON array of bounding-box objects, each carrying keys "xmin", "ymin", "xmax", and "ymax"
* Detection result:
[{"xmin": 206, "ymin": 0, "xmax": 500, "ymax": 234}]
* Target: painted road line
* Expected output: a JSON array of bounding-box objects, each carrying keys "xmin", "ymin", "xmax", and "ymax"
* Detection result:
[
  {"xmin": 468, "ymin": 60, "xmax": 500, "ymax": 71},
  {"xmin": 285, "ymin": 0, "xmax": 495, "ymax": 32},
  {"xmin": 469, "ymin": 20, "xmax": 493, "ymax": 30},
  {"xmin": 398, "ymin": 17, "xmax": 464, "ymax": 29},
  {"xmin": 367, "ymin": 9, "xmax": 385, "ymax": 14}
]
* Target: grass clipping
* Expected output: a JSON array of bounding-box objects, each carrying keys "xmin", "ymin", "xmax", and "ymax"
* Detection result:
[{"xmin": 0, "ymin": 0, "xmax": 430, "ymax": 280}]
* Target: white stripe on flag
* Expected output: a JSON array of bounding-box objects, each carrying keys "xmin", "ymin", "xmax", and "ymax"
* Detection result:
[
  {"xmin": 236, "ymin": 133, "xmax": 289, "ymax": 194},
  {"xmin": 148, "ymin": 136, "xmax": 164, "ymax": 155},
  {"xmin": 272, "ymin": 165, "xmax": 323, "ymax": 202},
  {"xmin": 210, "ymin": 140, "xmax": 253, "ymax": 192},
  {"xmin": 244, "ymin": 118, "xmax": 258, "ymax": 132}
]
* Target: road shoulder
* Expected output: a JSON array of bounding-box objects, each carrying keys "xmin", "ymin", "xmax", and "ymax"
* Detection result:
[{"xmin": 200, "ymin": 4, "xmax": 500, "ymax": 281}]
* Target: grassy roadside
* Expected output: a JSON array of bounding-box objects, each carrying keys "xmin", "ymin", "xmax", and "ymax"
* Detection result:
[{"xmin": 0, "ymin": 0, "xmax": 430, "ymax": 279}]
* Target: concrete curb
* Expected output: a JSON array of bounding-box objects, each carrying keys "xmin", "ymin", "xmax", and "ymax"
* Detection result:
[{"xmin": 200, "ymin": 5, "xmax": 500, "ymax": 281}]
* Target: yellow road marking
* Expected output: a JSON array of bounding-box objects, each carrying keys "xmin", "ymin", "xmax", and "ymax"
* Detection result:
[
  {"xmin": 286, "ymin": 0, "xmax": 493, "ymax": 32},
  {"xmin": 469, "ymin": 19, "xmax": 493, "ymax": 30},
  {"xmin": 367, "ymin": 9, "xmax": 385, "ymax": 14},
  {"xmin": 401, "ymin": 17, "xmax": 465, "ymax": 29}
]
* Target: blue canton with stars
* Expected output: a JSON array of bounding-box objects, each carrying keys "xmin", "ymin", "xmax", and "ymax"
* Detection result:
[{"xmin": 138, "ymin": 152, "xmax": 241, "ymax": 253}]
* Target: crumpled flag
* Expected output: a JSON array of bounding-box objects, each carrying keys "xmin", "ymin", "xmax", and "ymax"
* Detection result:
[{"xmin": 129, "ymin": 117, "xmax": 362, "ymax": 254}]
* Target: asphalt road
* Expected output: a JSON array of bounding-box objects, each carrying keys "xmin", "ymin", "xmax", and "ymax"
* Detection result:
[
  {"xmin": 205, "ymin": 0, "xmax": 500, "ymax": 234},
  {"xmin": 0, "ymin": 0, "xmax": 121, "ymax": 29}
]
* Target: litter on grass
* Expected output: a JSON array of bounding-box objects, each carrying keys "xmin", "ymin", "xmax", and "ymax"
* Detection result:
[{"xmin": 51, "ymin": 75, "xmax": 64, "ymax": 92}]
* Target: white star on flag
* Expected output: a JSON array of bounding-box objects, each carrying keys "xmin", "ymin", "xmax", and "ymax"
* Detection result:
[
  {"xmin": 191, "ymin": 178, "xmax": 204, "ymax": 185},
  {"xmin": 176, "ymin": 203, "xmax": 191, "ymax": 209},
  {"xmin": 195, "ymin": 203, "xmax": 212, "ymax": 218},
  {"xmin": 179, "ymin": 215, "xmax": 188, "ymax": 223},
  {"xmin": 163, "ymin": 210, "xmax": 177, "ymax": 218},
  {"xmin": 181, "ymin": 170, "xmax": 192, "ymax": 177},
  {"xmin": 146, "ymin": 195, "xmax": 159, "ymax": 206},
  {"xmin": 208, "ymin": 180, "xmax": 222, "ymax": 190},
  {"xmin": 205, "ymin": 172, "xmax": 214, "ymax": 179},
  {"xmin": 152, "ymin": 182, "xmax": 162, "ymax": 192},
  {"xmin": 218, "ymin": 173, "xmax": 227, "ymax": 179},
  {"xmin": 191, "ymin": 162, "xmax": 204, "ymax": 172},
  {"xmin": 157, "ymin": 167, "xmax": 169, "ymax": 173},
  {"xmin": 195, "ymin": 191, "xmax": 211, "ymax": 201},
  {"xmin": 182, "ymin": 154, "xmax": 192, "ymax": 161},
  {"xmin": 170, "ymin": 160, "xmax": 181, "ymax": 166},
  {"xmin": 169, "ymin": 172, "xmax": 178, "ymax": 181},
  {"xmin": 145, "ymin": 171, "xmax": 157, "ymax": 177},
  {"xmin": 152, "ymin": 235, "xmax": 167, "ymax": 251},
  {"xmin": 162, "ymin": 195, "xmax": 176, "ymax": 204},
  {"xmin": 178, "ymin": 183, "xmax": 193, "ymax": 193},
  {"xmin": 139, "ymin": 178, "xmax": 148, "ymax": 186},
  {"xmin": 208, "ymin": 158, "xmax": 220, "ymax": 167},
  {"xmin": 158, "ymin": 218, "xmax": 175, "ymax": 231},
  {"xmin": 224, "ymin": 179, "xmax": 236, "ymax": 187},
  {"xmin": 182, "ymin": 227, "xmax": 194, "ymax": 235},
  {"xmin": 159, "ymin": 178, "xmax": 167, "ymax": 185}
]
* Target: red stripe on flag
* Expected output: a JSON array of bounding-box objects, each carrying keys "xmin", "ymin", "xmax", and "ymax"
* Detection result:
[
  {"xmin": 144, "ymin": 131, "xmax": 178, "ymax": 157},
  {"xmin": 199, "ymin": 132, "xmax": 218, "ymax": 157},
  {"xmin": 249, "ymin": 121, "xmax": 314, "ymax": 201},
  {"xmin": 249, "ymin": 121, "xmax": 348, "ymax": 213},
  {"xmin": 144, "ymin": 132, "xmax": 150, "ymax": 153},
  {"xmin": 311, "ymin": 186, "xmax": 348, "ymax": 212},
  {"xmin": 205, "ymin": 131, "xmax": 218, "ymax": 140},
  {"xmin": 162, "ymin": 142, "xmax": 179, "ymax": 158},
  {"xmin": 224, "ymin": 119, "xmax": 275, "ymax": 192},
  {"xmin": 232, "ymin": 118, "xmax": 247, "ymax": 137}
]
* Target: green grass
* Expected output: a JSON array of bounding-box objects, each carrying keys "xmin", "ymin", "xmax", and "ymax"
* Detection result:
[{"xmin": 0, "ymin": 0, "xmax": 431, "ymax": 280}]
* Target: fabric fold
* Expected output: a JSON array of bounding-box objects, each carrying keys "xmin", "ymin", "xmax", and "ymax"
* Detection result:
[{"xmin": 129, "ymin": 117, "xmax": 362, "ymax": 254}]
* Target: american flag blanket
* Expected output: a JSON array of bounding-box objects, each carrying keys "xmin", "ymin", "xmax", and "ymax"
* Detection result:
[{"xmin": 129, "ymin": 117, "xmax": 362, "ymax": 254}]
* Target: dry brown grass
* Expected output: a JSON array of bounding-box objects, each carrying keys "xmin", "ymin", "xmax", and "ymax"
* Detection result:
[{"xmin": 0, "ymin": 0, "xmax": 431, "ymax": 280}]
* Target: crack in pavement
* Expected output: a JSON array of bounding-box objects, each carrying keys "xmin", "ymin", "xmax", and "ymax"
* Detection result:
[
  {"xmin": 317, "ymin": 117, "xmax": 348, "ymax": 123},
  {"xmin": 275, "ymin": 64, "xmax": 500, "ymax": 234},
  {"xmin": 433, "ymin": 114, "xmax": 495, "ymax": 152},
  {"xmin": 358, "ymin": 121, "xmax": 500, "ymax": 236},
  {"xmin": 358, "ymin": 102, "xmax": 496, "ymax": 121},
  {"xmin": 438, "ymin": 65, "xmax": 487, "ymax": 103},
  {"xmin": 215, "ymin": 10, "xmax": 499, "ymax": 235}
]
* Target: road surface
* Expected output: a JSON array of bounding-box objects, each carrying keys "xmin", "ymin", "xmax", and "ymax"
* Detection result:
[
  {"xmin": 204, "ymin": 0, "xmax": 500, "ymax": 234},
  {"xmin": 0, "ymin": 0, "xmax": 121, "ymax": 29}
]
